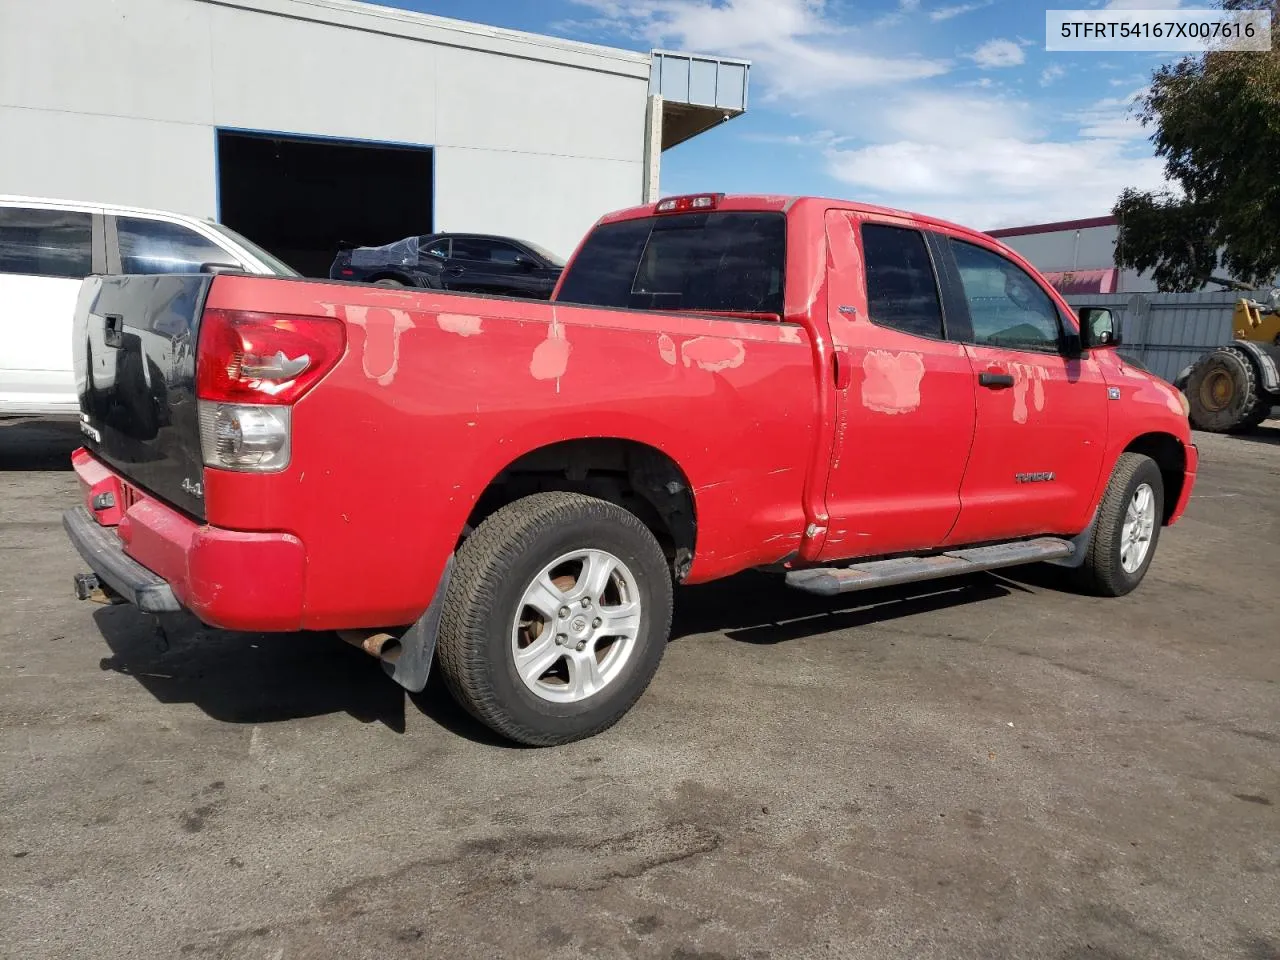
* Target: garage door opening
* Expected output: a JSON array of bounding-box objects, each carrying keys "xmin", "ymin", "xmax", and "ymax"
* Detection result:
[{"xmin": 216, "ymin": 130, "xmax": 433, "ymax": 279}]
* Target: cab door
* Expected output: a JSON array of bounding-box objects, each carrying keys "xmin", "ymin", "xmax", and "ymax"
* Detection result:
[
  {"xmin": 818, "ymin": 211, "xmax": 978, "ymax": 560},
  {"xmin": 936, "ymin": 234, "xmax": 1109, "ymax": 544}
]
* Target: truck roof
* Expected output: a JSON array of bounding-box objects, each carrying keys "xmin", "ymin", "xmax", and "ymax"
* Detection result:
[{"xmin": 598, "ymin": 194, "xmax": 999, "ymax": 247}]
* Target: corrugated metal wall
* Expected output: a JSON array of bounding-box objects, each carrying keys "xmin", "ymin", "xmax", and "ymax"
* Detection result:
[{"xmin": 1067, "ymin": 291, "xmax": 1239, "ymax": 383}]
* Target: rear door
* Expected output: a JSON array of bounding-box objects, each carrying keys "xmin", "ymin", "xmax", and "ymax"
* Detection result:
[
  {"xmin": 0, "ymin": 203, "xmax": 105, "ymax": 414},
  {"xmin": 444, "ymin": 237, "xmax": 538, "ymax": 296},
  {"xmin": 818, "ymin": 211, "xmax": 978, "ymax": 560},
  {"xmin": 937, "ymin": 235, "xmax": 1109, "ymax": 544}
]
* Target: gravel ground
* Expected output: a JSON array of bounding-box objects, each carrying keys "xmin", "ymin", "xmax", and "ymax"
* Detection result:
[{"xmin": 1, "ymin": 416, "xmax": 1277, "ymax": 960}]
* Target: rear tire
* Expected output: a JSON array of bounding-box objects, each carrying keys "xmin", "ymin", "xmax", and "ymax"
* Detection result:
[
  {"xmin": 372, "ymin": 277, "xmax": 404, "ymax": 288},
  {"xmin": 1074, "ymin": 453, "xmax": 1164, "ymax": 597},
  {"xmin": 436, "ymin": 492, "xmax": 673, "ymax": 746},
  {"xmin": 1186, "ymin": 345, "xmax": 1266, "ymax": 433}
]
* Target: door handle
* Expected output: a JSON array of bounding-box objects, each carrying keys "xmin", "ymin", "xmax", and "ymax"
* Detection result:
[
  {"xmin": 103, "ymin": 314, "xmax": 124, "ymax": 349},
  {"xmin": 444, "ymin": 267, "xmax": 464, "ymax": 276},
  {"xmin": 833, "ymin": 349, "xmax": 853, "ymax": 389},
  {"xmin": 979, "ymin": 371, "xmax": 1015, "ymax": 388}
]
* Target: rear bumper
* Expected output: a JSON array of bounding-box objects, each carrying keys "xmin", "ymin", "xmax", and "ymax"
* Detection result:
[
  {"xmin": 67, "ymin": 452, "xmax": 307, "ymax": 631},
  {"xmin": 1168, "ymin": 441, "xmax": 1199, "ymax": 526},
  {"xmin": 63, "ymin": 506, "xmax": 182, "ymax": 613}
]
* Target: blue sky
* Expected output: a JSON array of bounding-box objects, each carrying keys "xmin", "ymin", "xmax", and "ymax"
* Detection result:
[{"xmin": 380, "ymin": 0, "xmax": 1184, "ymax": 229}]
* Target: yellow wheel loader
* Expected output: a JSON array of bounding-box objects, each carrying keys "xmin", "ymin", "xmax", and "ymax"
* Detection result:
[{"xmin": 1176, "ymin": 290, "xmax": 1280, "ymax": 433}]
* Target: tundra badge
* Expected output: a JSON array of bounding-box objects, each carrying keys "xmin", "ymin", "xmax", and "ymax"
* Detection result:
[{"xmin": 1015, "ymin": 471, "xmax": 1056, "ymax": 484}]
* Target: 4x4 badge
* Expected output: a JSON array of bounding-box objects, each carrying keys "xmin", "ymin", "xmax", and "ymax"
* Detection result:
[{"xmin": 181, "ymin": 478, "xmax": 204, "ymax": 498}]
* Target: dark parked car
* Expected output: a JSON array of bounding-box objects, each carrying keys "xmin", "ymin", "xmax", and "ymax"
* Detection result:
[{"xmin": 329, "ymin": 233, "xmax": 564, "ymax": 299}]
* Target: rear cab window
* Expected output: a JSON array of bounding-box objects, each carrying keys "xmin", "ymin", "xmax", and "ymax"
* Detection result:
[
  {"xmin": 0, "ymin": 206, "xmax": 93, "ymax": 278},
  {"xmin": 555, "ymin": 211, "xmax": 786, "ymax": 316}
]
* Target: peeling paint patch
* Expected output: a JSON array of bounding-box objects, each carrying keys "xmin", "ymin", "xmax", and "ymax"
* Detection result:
[
  {"xmin": 658, "ymin": 333, "xmax": 678, "ymax": 365},
  {"xmin": 778, "ymin": 326, "xmax": 803, "ymax": 344},
  {"xmin": 681, "ymin": 337, "xmax": 746, "ymax": 372},
  {"xmin": 1009, "ymin": 363, "xmax": 1049, "ymax": 424},
  {"xmin": 346, "ymin": 306, "xmax": 414, "ymax": 387},
  {"xmin": 317, "ymin": 302, "xmax": 340, "ymax": 319},
  {"xmin": 861, "ymin": 350, "xmax": 924, "ymax": 414},
  {"xmin": 531, "ymin": 317, "xmax": 572, "ymax": 383},
  {"xmin": 437, "ymin": 313, "xmax": 483, "ymax": 337}
]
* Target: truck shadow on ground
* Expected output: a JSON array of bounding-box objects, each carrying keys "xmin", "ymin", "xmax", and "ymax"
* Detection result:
[
  {"xmin": 90, "ymin": 568, "xmax": 1027, "ymax": 744},
  {"xmin": 0, "ymin": 418, "xmax": 82, "ymax": 470},
  {"xmin": 671, "ymin": 569, "xmax": 1023, "ymax": 645}
]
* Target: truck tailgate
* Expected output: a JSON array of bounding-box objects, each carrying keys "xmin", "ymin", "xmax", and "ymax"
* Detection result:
[{"xmin": 73, "ymin": 274, "xmax": 211, "ymax": 520}]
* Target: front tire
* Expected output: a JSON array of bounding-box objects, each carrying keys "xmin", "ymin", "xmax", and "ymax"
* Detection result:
[
  {"xmin": 1075, "ymin": 453, "xmax": 1164, "ymax": 597},
  {"xmin": 436, "ymin": 492, "xmax": 673, "ymax": 746}
]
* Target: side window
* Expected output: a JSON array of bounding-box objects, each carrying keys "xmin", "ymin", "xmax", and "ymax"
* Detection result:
[
  {"xmin": 486, "ymin": 242, "xmax": 524, "ymax": 264},
  {"xmin": 861, "ymin": 224, "xmax": 945, "ymax": 339},
  {"xmin": 116, "ymin": 217, "xmax": 235, "ymax": 274},
  {"xmin": 420, "ymin": 238, "xmax": 449, "ymax": 260},
  {"xmin": 949, "ymin": 239, "xmax": 1061, "ymax": 351},
  {"xmin": 0, "ymin": 207, "xmax": 92, "ymax": 278},
  {"xmin": 451, "ymin": 238, "xmax": 495, "ymax": 262}
]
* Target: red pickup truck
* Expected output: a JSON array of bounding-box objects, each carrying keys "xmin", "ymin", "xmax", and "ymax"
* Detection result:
[{"xmin": 64, "ymin": 194, "xmax": 1198, "ymax": 745}]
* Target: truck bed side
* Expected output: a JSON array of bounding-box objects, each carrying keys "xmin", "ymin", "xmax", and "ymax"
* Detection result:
[{"xmin": 198, "ymin": 276, "xmax": 820, "ymax": 628}]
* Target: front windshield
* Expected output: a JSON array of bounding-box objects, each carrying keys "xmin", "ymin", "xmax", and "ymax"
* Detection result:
[
  {"xmin": 521, "ymin": 240, "xmax": 566, "ymax": 268},
  {"xmin": 207, "ymin": 222, "xmax": 300, "ymax": 277}
]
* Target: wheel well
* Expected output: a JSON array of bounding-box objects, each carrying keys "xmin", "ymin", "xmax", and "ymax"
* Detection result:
[
  {"xmin": 365, "ymin": 271, "xmax": 414, "ymax": 285},
  {"xmin": 1124, "ymin": 432, "xmax": 1185, "ymax": 524},
  {"xmin": 464, "ymin": 439, "xmax": 697, "ymax": 580}
]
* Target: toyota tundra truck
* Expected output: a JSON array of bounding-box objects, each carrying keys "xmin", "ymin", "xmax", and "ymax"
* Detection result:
[{"xmin": 63, "ymin": 194, "xmax": 1198, "ymax": 745}]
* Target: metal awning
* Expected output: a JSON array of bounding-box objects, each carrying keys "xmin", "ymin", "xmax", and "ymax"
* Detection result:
[{"xmin": 649, "ymin": 50, "xmax": 750, "ymax": 150}]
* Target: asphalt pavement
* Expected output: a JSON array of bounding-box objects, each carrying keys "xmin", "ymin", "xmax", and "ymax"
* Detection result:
[{"xmin": 1, "ymin": 416, "xmax": 1277, "ymax": 960}]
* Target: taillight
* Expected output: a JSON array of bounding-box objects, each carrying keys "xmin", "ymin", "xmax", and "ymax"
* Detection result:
[
  {"xmin": 196, "ymin": 309, "xmax": 345, "ymax": 405},
  {"xmin": 655, "ymin": 193, "xmax": 723, "ymax": 214},
  {"xmin": 196, "ymin": 310, "xmax": 345, "ymax": 473}
]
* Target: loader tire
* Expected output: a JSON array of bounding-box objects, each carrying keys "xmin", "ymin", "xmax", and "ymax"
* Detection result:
[{"xmin": 1186, "ymin": 345, "xmax": 1267, "ymax": 433}]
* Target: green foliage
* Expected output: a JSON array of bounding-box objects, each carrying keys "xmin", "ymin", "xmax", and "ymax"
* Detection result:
[{"xmin": 1113, "ymin": 0, "xmax": 1280, "ymax": 291}]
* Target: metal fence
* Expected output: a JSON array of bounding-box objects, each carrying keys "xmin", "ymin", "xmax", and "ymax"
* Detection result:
[{"xmin": 1066, "ymin": 291, "xmax": 1238, "ymax": 384}]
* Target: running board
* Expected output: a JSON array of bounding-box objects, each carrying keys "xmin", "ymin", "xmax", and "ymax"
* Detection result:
[{"xmin": 785, "ymin": 537, "xmax": 1074, "ymax": 597}]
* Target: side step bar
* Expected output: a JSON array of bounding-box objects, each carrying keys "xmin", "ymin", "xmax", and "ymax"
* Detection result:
[{"xmin": 785, "ymin": 537, "xmax": 1074, "ymax": 597}]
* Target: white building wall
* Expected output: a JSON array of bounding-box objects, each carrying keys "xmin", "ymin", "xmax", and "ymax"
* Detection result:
[{"xmin": 0, "ymin": 0, "xmax": 653, "ymax": 259}]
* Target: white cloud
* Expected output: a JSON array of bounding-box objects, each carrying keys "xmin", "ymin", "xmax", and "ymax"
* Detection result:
[
  {"xmin": 1040, "ymin": 64, "xmax": 1066, "ymax": 85},
  {"xmin": 1071, "ymin": 88, "xmax": 1149, "ymax": 139},
  {"xmin": 826, "ymin": 137, "xmax": 1165, "ymax": 228},
  {"xmin": 969, "ymin": 38, "xmax": 1025, "ymax": 69},
  {"xmin": 931, "ymin": 1, "xmax": 992, "ymax": 22},
  {"xmin": 568, "ymin": 0, "xmax": 950, "ymax": 95},
  {"xmin": 822, "ymin": 89, "xmax": 1167, "ymax": 228}
]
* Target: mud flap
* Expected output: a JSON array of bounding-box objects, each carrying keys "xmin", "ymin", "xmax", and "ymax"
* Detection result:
[{"xmin": 383, "ymin": 554, "xmax": 454, "ymax": 694}]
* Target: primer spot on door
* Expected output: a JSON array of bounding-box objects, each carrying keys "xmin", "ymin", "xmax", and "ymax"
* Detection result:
[{"xmin": 861, "ymin": 350, "xmax": 924, "ymax": 414}]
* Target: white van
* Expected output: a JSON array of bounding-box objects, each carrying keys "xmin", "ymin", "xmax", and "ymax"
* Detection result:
[{"xmin": 0, "ymin": 196, "xmax": 297, "ymax": 417}]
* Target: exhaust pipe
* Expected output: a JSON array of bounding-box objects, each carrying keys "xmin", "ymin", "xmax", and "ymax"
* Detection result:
[{"xmin": 337, "ymin": 629, "xmax": 402, "ymax": 665}]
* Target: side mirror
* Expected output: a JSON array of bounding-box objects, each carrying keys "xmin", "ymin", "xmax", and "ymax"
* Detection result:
[
  {"xmin": 1079, "ymin": 307, "xmax": 1120, "ymax": 348},
  {"xmin": 515, "ymin": 255, "xmax": 539, "ymax": 270},
  {"xmin": 200, "ymin": 262, "xmax": 246, "ymax": 275}
]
